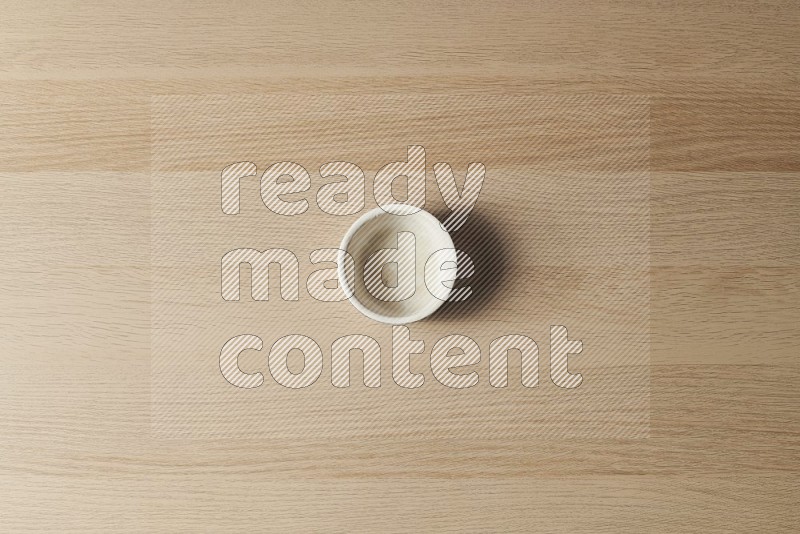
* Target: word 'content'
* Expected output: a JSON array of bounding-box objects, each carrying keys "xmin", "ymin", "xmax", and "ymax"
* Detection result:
[
  {"xmin": 221, "ymin": 145, "xmax": 486, "ymax": 232},
  {"xmin": 221, "ymin": 325, "xmax": 584, "ymax": 390}
]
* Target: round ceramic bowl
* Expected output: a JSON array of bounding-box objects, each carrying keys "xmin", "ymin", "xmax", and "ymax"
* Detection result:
[{"xmin": 338, "ymin": 204, "xmax": 456, "ymax": 324}]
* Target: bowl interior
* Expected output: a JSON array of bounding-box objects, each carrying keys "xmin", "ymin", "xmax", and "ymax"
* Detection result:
[{"xmin": 340, "ymin": 206, "xmax": 456, "ymax": 324}]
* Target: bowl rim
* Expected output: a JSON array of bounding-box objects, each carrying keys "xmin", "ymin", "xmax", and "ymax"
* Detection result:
[{"xmin": 337, "ymin": 204, "xmax": 454, "ymax": 324}]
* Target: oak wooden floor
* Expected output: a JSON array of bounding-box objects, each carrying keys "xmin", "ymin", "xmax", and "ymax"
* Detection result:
[{"xmin": 1, "ymin": 1, "xmax": 798, "ymax": 531}]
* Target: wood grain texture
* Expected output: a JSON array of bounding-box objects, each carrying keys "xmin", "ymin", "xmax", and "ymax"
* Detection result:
[{"xmin": 1, "ymin": 1, "xmax": 798, "ymax": 532}]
